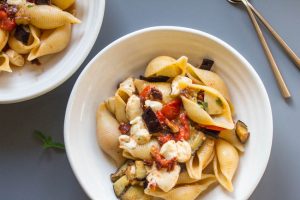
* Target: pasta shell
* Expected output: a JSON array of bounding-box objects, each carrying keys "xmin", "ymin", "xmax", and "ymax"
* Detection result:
[
  {"xmin": 18, "ymin": 4, "xmax": 81, "ymax": 29},
  {"xmin": 96, "ymin": 103, "xmax": 125, "ymax": 167},
  {"xmin": 122, "ymin": 139, "xmax": 159, "ymax": 160},
  {"xmin": 105, "ymin": 97, "xmax": 116, "ymax": 114},
  {"xmin": 186, "ymin": 138, "xmax": 215, "ymax": 180},
  {"xmin": 8, "ymin": 25, "xmax": 41, "ymax": 54},
  {"xmin": 134, "ymin": 79, "xmax": 173, "ymax": 103},
  {"xmin": 145, "ymin": 174, "xmax": 216, "ymax": 200},
  {"xmin": 5, "ymin": 49, "xmax": 25, "ymax": 67},
  {"xmin": 144, "ymin": 56, "xmax": 187, "ymax": 77},
  {"xmin": 181, "ymin": 85, "xmax": 234, "ymax": 129},
  {"xmin": 0, "ymin": 29, "xmax": 9, "ymax": 52},
  {"xmin": 126, "ymin": 95, "xmax": 143, "ymax": 121},
  {"xmin": 219, "ymin": 129, "xmax": 244, "ymax": 152},
  {"xmin": 214, "ymin": 139, "xmax": 239, "ymax": 192},
  {"xmin": 52, "ymin": 0, "xmax": 75, "ymax": 10},
  {"xmin": 28, "ymin": 23, "xmax": 71, "ymax": 61},
  {"xmin": 0, "ymin": 53, "xmax": 12, "ymax": 73}
]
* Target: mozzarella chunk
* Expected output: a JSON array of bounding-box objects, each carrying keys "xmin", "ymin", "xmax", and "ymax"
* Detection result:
[
  {"xmin": 145, "ymin": 100, "xmax": 163, "ymax": 112},
  {"xmin": 119, "ymin": 135, "xmax": 137, "ymax": 149},
  {"xmin": 130, "ymin": 116, "xmax": 150, "ymax": 144},
  {"xmin": 147, "ymin": 165, "xmax": 181, "ymax": 192},
  {"xmin": 126, "ymin": 95, "xmax": 143, "ymax": 121},
  {"xmin": 171, "ymin": 75, "xmax": 192, "ymax": 95},
  {"xmin": 160, "ymin": 140, "xmax": 192, "ymax": 163},
  {"xmin": 160, "ymin": 140, "xmax": 177, "ymax": 160},
  {"xmin": 176, "ymin": 140, "xmax": 192, "ymax": 162}
]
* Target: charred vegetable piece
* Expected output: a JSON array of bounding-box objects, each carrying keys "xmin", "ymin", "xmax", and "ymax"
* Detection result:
[
  {"xmin": 14, "ymin": 25, "xmax": 30, "ymax": 44},
  {"xmin": 111, "ymin": 161, "xmax": 130, "ymax": 182},
  {"xmin": 139, "ymin": 75, "xmax": 169, "ymax": 82},
  {"xmin": 235, "ymin": 120, "xmax": 250, "ymax": 143},
  {"xmin": 113, "ymin": 175, "xmax": 130, "ymax": 198},
  {"xmin": 135, "ymin": 161, "xmax": 147, "ymax": 180},
  {"xmin": 119, "ymin": 123, "xmax": 131, "ymax": 135},
  {"xmin": 149, "ymin": 87, "xmax": 163, "ymax": 100},
  {"xmin": 35, "ymin": 0, "xmax": 51, "ymax": 5},
  {"xmin": 121, "ymin": 186, "xmax": 151, "ymax": 200},
  {"xmin": 189, "ymin": 131, "xmax": 206, "ymax": 153},
  {"xmin": 200, "ymin": 58, "xmax": 214, "ymax": 71},
  {"xmin": 125, "ymin": 164, "xmax": 136, "ymax": 181},
  {"xmin": 142, "ymin": 107, "xmax": 163, "ymax": 133},
  {"xmin": 202, "ymin": 129, "xmax": 220, "ymax": 139}
]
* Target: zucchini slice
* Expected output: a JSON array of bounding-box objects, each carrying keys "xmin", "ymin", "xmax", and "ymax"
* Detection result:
[
  {"xmin": 121, "ymin": 186, "xmax": 151, "ymax": 200},
  {"xmin": 113, "ymin": 175, "xmax": 130, "ymax": 198},
  {"xmin": 135, "ymin": 161, "xmax": 147, "ymax": 180},
  {"xmin": 111, "ymin": 161, "xmax": 131, "ymax": 183},
  {"xmin": 189, "ymin": 130, "xmax": 206, "ymax": 154},
  {"xmin": 235, "ymin": 120, "xmax": 250, "ymax": 144}
]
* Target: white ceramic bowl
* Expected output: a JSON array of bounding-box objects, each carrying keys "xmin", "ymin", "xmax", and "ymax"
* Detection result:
[
  {"xmin": 0, "ymin": 0, "xmax": 105, "ymax": 104},
  {"xmin": 64, "ymin": 27, "xmax": 273, "ymax": 200}
]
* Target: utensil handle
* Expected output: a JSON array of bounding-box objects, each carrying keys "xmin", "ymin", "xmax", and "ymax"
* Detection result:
[
  {"xmin": 248, "ymin": 2, "xmax": 300, "ymax": 69},
  {"xmin": 242, "ymin": 0, "xmax": 291, "ymax": 98}
]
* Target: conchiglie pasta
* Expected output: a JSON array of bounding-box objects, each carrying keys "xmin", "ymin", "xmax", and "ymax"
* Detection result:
[
  {"xmin": 0, "ymin": 29, "xmax": 9, "ymax": 52},
  {"xmin": 145, "ymin": 174, "xmax": 216, "ymax": 200},
  {"xmin": 186, "ymin": 138, "xmax": 215, "ymax": 180},
  {"xmin": 181, "ymin": 84, "xmax": 234, "ymax": 129},
  {"xmin": 214, "ymin": 139, "xmax": 239, "ymax": 192},
  {"xmin": 28, "ymin": 23, "xmax": 71, "ymax": 61},
  {"xmin": 5, "ymin": 49, "xmax": 25, "ymax": 67},
  {"xmin": 0, "ymin": 53, "xmax": 12, "ymax": 73},
  {"xmin": 8, "ymin": 25, "xmax": 41, "ymax": 54},
  {"xmin": 52, "ymin": 0, "xmax": 75, "ymax": 10},
  {"xmin": 144, "ymin": 56, "xmax": 188, "ymax": 78},
  {"xmin": 134, "ymin": 79, "xmax": 173, "ymax": 103},
  {"xmin": 122, "ymin": 139, "xmax": 159, "ymax": 160},
  {"xmin": 18, "ymin": 4, "xmax": 81, "ymax": 29},
  {"xmin": 96, "ymin": 103, "xmax": 125, "ymax": 167},
  {"xmin": 219, "ymin": 129, "xmax": 245, "ymax": 152}
]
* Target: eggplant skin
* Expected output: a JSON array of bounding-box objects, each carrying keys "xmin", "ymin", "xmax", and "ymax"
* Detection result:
[
  {"xmin": 142, "ymin": 107, "xmax": 163, "ymax": 133},
  {"xmin": 139, "ymin": 75, "xmax": 170, "ymax": 83},
  {"xmin": 111, "ymin": 162, "xmax": 130, "ymax": 183},
  {"xmin": 199, "ymin": 58, "xmax": 214, "ymax": 71},
  {"xmin": 235, "ymin": 120, "xmax": 250, "ymax": 144},
  {"xmin": 113, "ymin": 175, "xmax": 130, "ymax": 198},
  {"xmin": 121, "ymin": 186, "xmax": 151, "ymax": 200}
]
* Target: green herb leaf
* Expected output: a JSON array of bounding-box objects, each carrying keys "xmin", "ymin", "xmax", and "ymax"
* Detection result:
[
  {"xmin": 34, "ymin": 130, "xmax": 65, "ymax": 150},
  {"xmin": 216, "ymin": 98, "xmax": 223, "ymax": 107},
  {"xmin": 198, "ymin": 101, "xmax": 208, "ymax": 111},
  {"xmin": 27, "ymin": 5, "xmax": 34, "ymax": 8}
]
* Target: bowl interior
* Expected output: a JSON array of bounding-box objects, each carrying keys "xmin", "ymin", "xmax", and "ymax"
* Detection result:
[
  {"xmin": 0, "ymin": 0, "xmax": 105, "ymax": 103},
  {"xmin": 65, "ymin": 27, "xmax": 273, "ymax": 200}
]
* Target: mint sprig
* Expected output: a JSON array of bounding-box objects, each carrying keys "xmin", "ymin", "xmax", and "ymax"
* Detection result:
[{"xmin": 34, "ymin": 130, "xmax": 65, "ymax": 150}]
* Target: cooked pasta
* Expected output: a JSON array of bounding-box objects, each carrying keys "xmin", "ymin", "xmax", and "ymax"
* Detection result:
[
  {"xmin": 0, "ymin": 0, "xmax": 80, "ymax": 73},
  {"xmin": 96, "ymin": 56, "xmax": 251, "ymax": 199}
]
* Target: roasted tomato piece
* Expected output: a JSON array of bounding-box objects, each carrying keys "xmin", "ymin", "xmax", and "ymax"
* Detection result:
[
  {"xmin": 150, "ymin": 147, "xmax": 176, "ymax": 171},
  {"xmin": 161, "ymin": 99, "xmax": 181, "ymax": 120}
]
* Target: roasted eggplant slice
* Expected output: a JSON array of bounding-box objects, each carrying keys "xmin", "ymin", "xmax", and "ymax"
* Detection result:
[
  {"xmin": 235, "ymin": 120, "xmax": 250, "ymax": 143},
  {"xmin": 111, "ymin": 161, "xmax": 133, "ymax": 182},
  {"xmin": 14, "ymin": 25, "xmax": 30, "ymax": 45},
  {"xmin": 199, "ymin": 58, "xmax": 214, "ymax": 71},
  {"xmin": 113, "ymin": 175, "xmax": 130, "ymax": 198},
  {"xmin": 125, "ymin": 164, "xmax": 137, "ymax": 181},
  {"xmin": 189, "ymin": 130, "xmax": 206, "ymax": 153},
  {"xmin": 142, "ymin": 107, "xmax": 163, "ymax": 133},
  {"xmin": 135, "ymin": 161, "xmax": 147, "ymax": 180},
  {"xmin": 139, "ymin": 75, "xmax": 170, "ymax": 82},
  {"xmin": 121, "ymin": 186, "xmax": 151, "ymax": 200}
]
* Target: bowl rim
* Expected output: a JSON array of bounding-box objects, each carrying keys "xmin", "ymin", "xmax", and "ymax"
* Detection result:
[
  {"xmin": 64, "ymin": 26, "xmax": 273, "ymax": 200},
  {"xmin": 0, "ymin": 0, "xmax": 106, "ymax": 104}
]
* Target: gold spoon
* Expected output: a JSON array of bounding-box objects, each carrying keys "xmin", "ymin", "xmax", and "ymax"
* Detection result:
[
  {"xmin": 228, "ymin": 0, "xmax": 291, "ymax": 98},
  {"xmin": 229, "ymin": 0, "xmax": 300, "ymax": 69}
]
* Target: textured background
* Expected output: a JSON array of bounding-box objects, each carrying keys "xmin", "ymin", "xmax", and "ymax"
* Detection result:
[{"xmin": 0, "ymin": 0, "xmax": 300, "ymax": 199}]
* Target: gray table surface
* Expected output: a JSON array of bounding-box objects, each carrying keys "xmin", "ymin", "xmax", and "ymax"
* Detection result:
[{"xmin": 1, "ymin": 0, "xmax": 300, "ymax": 199}]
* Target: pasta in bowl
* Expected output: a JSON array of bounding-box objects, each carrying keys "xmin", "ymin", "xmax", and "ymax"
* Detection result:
[
  {"xmin": 64, "ymin": 27, "xmax": 273, "ymax": 200},
  {"xmin": 0, "ymin": 0, "xmax": 105, "ymax": 103},
  {"xmin": 97, "ymin": 56, "xmax": 251, "ymax": 199}
]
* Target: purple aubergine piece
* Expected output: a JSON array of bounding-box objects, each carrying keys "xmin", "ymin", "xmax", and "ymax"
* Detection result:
[{"xmin": 142, "ymin": 107, "xmax": 163, "ymax": 133}]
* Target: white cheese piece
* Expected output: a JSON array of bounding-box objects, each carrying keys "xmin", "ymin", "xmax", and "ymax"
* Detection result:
[
  {"xmin": 171, "ymin": 75, "xmax": 192, "ymax": 96},
  {"xmin": 126, "ymin": 95, "xmax": 143, "ymax": 121},
  {"xmin": 160, "ymin": 140, "xmax": 177, "ymax": 160},
  {"xmin": 146, "ymin": 164, "xmax": 181, "ymax": 192},
  {"xmin": 176, "ymin": 140, "xmax": 192, "ymax": 162},
  {"xmin": 145, "ymin": 100, "xmax": 163, "ymax": 112},
  {"xmin": 7, "ymin": 0, "xmax": 26, "ymax": 5},
  {"xmin": 119, "ymin": 135, "xmax": 137, "ymax": 150},
  {"xmin": 130, "ymin": 116, "xmax": 150, "ymax": 144}
]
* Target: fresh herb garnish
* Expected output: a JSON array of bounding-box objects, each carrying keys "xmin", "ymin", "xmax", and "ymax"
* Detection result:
[
  {"xmin": 198, "ymin": 101, "xmax": 208, "ymax": 111},
  {"xmin": 34, "ymin": 130, "xmax": 65, "ymax": 150},
  {"xmin": 27, "ymin": 5, "xmax": 34, "ymax": 8},
  {"xmin": 216, "ymin": 98, "xmax": 223, "ymax": 107}
]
